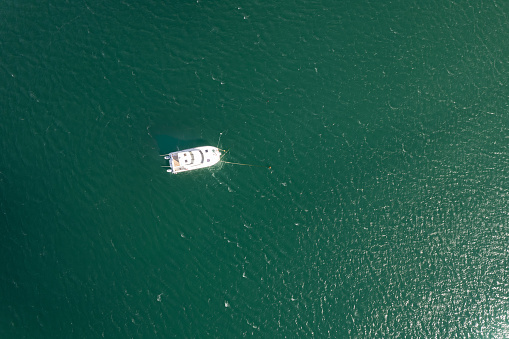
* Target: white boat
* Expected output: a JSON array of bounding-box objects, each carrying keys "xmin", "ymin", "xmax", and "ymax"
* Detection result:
[{"xmin": 163, "ymin": 146, "xmax": 222, "ymax": 174}]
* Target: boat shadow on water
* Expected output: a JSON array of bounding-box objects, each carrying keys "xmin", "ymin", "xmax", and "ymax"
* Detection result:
[{"xmin": 154, "ymin": 134, "xmax": 209, "ymax": 155}]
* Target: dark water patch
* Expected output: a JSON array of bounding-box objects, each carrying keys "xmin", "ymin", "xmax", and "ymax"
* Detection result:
[{"xmin": 153, "ymin": 135, "xmax": 209, "ymax": 155}]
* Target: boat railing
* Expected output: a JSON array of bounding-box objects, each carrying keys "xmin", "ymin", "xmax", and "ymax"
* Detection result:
[{"xmin": 172, "ymin": 165, "xmax": 188, "ymax": 173}]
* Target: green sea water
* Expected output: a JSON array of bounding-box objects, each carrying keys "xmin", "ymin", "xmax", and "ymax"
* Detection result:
[{"xmin": 1, "ymin": 0, "xmax": 509, "ymax": 337}]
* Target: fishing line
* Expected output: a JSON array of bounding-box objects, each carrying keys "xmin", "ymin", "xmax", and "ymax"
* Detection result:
[{"xmin": 221, "ymin": 161, "xmax": 271, "ymax": 169}]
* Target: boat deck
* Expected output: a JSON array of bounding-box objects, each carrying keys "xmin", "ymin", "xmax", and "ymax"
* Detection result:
[
  {"xmin": 172, "ymin": 154, "xmax": 181, "ymax": 167},
  {"xmin": 165, "ymin": 146, "xmax": 222, "ymax": 174}
]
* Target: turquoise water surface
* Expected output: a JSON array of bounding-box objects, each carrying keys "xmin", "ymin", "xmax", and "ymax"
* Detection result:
[{"xmin": 1, "ymin": 0, "xmax": 509, "ymax": 337}]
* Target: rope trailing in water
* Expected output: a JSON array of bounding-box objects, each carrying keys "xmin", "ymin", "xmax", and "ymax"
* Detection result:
[
  {"xmin": 221, "ymin": 161, "xmax": 271, "ymax": 169},
  {"xmin": 219, "ymin": 149, "xmax": 230, "ymax": 158}
]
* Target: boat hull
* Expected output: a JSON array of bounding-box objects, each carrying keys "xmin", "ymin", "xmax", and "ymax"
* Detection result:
[{"xmin": 164, "ymin": 146, "xmax": 221, "ymax": 174}]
